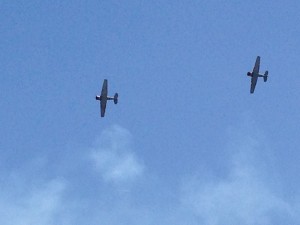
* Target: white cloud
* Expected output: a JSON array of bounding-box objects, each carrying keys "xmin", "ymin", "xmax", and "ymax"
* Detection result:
[
  {"xmin": 3, "ymin": 123, "xmax": 299, "ymax": 225},
  {"xmin": 180, "ymin": 123, "xmax": 300, "ymax": 225},
  {"xmin": 0, "ymin": 125, "xmax": 146, "ymax": 225},
  {"xmin": 90, "ymin": 125, "xmax": 144, "ymax": 184},
  {"xmin": 0, "ymin": 178, "xmax": 68, "ymax": 225},
  {"xmin": 181, "ymin": 166, "xmax": 294, "ymax": 225}
]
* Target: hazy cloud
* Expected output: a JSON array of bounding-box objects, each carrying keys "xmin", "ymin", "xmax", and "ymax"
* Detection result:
[
  {"xmin": 0, "ymin": 178, "xmax": 68, "ymax": 225},
  {"xmin": 90, "ymin": 125, "xmax": 144, "ymax": 184},
  {"xmin": 0, "ymin": 125, "xmax": 146, "ymax": 225},
  {"xmin": 180, "ymin": 122, "xmax": 299, "ymax": 225},
  {"xmin": 2, "ymin": 123, "xmax": 299, "ymax": 225}
]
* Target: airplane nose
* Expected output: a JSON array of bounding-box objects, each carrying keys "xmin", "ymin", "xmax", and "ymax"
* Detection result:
[{"xmin": 96, "ymin": 95, "xmax": 101, "ymax": 100}]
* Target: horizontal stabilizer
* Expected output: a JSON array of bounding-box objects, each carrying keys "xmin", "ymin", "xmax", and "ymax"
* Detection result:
[
  {"xmin": 114, "ymin": 93, "xmax": 118, "ymax": 104},
  {"xmin": 264, "ymin": 70, "xmax": 268, "ymax": 82}
]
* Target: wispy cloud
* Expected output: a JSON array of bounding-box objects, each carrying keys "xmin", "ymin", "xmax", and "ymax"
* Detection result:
[
  {"xmin": 0, "ymin": 125, "xmax": 147, "ymax": 225},
  {"xmin": 2, "ymin": 123, "xmax": 299, "ymax": 225},
  {"xmin": 180, "ymin": 120, "xmax": 300, "ymax": 225},
  {"xmin": 0, "ymin": 177, "xmax": 68, "ymax": 225},
  {"xmin": 90, "ymin": 125, "xmax": 144, "ymax": 184}
]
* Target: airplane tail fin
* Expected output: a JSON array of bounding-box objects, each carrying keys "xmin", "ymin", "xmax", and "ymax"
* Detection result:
[
  {"xmin": 264, "ymin": 70, "xmax": 268, "ymax": 82},
  {"xmin": 114, "ymin": 93, "xmax": 118, "ymax": 104}
]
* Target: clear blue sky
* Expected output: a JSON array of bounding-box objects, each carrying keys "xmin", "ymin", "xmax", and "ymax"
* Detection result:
[{"xmin": 1, "ymin": 1, "xmax": 300, "ymax": 224}]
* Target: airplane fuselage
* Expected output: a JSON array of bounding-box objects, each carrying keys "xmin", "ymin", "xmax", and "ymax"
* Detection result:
[{"xmin": 248, "ymin": 71, "xmax": 265, "ymax": 94}]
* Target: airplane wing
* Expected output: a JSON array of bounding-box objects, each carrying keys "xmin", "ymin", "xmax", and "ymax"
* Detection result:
[
  {"xmin": 250, "ymin": 76, "xmax": 258, "ymax": 94},
  {"xmin": 101, "ymin": 100, "xmax": 107, "ymax": 117},
  {"xmin": 101, "ymin": 79, "xmax": 108, "ymax": 97},
  {"xmin": 100, "ymin": 79, "xmax": 108, "ymax": 117},
  {"xmin": 252, "ymin": 56, "xmax": 260, "ymax": 74}
]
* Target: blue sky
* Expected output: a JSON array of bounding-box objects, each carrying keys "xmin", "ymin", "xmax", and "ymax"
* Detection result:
[{"xmin": 1, "ymin": 1, "xmax": 300, "ymax": 224}]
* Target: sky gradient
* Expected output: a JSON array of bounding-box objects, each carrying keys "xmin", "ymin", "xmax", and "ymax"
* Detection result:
[{"xmin": 1, "ymin": 1, "xmax": 300, "ymax": 224}]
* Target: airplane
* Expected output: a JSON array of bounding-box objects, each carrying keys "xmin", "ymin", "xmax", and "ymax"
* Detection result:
[
  {"xmin": 95, "ymin": 79, "xmax": 118, "ymax": 117},
  {"xmin": 247, "ymin": 56, "xmax": 268, "ymax": 94}
]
